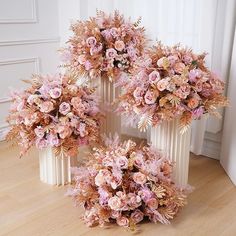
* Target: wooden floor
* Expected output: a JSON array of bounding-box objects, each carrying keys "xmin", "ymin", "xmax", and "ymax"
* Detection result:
[{"xmin": 0, "ymin": 142, "xmax": 236, "ymax": 236}]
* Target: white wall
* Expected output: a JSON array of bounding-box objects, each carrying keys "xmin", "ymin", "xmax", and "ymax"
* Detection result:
[
  {"xmin": 0, "ymin": 0, "xmax": 60, "ymax": 139},
  {"xmin": 220, "ymin": 25, "xmax": 236, "ymax": 185}
]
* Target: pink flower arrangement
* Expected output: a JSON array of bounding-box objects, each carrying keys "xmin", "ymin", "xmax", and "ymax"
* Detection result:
[
  {"xmin": 62, "ymin": 10, "xmax": 147, "ymax": 82},
  {"xmin": 6, "ymin": 73, "xmax": 102, "ymax": 157},
  {"xmin": 67, "ymin": 135, "xmax": 187, "ymax": 229},
  {"xmin": 117, "ymin": 42, "xmax": 228, "ymax": 131}
]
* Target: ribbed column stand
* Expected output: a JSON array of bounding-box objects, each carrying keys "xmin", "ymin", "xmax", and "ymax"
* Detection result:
[
  {"xmin": 100, "ymin": 78, "xmax": 121, "ymax": 135},
  {"xmin": 39, "ymin": 148, "xmax": 77, "ymax": 186},
  {"xmin": 150, "ymin": 119, "xmax": 191, "ymax": 188}
]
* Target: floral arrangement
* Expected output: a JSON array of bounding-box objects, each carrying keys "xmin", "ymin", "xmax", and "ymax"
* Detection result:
[
  {"xmin": 117, "ymin": 42, "xmax": 228, "ymax": 132},
  {"xmin": 62, "ymin": 10, "xmax": 147, "ymax": 82},
  {"xmin": 6, "ymin": 73, "xmax": 101, "ymax": 157},
  {"xmin": 68, "ymin": 135, "xmax": 187, "ymax": 229}
]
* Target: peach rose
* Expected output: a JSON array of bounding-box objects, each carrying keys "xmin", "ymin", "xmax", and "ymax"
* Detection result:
[
  {"xmin": 108, "ymin": 196, "xmax": 122, "ymax": 211},
  {"xmin": 187, "ymin": 97, "xmax": 199, "ymax": 109},
  {"xmin": 174, "ymin": 62, "xmax": 185, "ymax": 74},
  {"xmin": 157, "ymin": 79, "xmax": 169, "ymax": 91},
  {"xmin": 133, "ymin": 172, "xmax": 147, "ymax": 185},
  {"xmin": 114, "ymin": 40, "xmax": 125, "ymax": 51},
  {"xmin": 116, "ymin": 216, "xmax": 129, "ymax": 227},
  {"xmin": 39, "ymin": 101, "xmax": 54, "ymax": 113}
]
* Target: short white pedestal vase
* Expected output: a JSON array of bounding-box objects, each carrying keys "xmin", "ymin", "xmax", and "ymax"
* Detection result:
[
  {"xmin": 150, "ymin": 119, "xmax": 191, "ymax": 188},
  {"xmin": 39, "ymin": 148, "xmax": 77, "ymax": 185},
  {"xmin": 100, "ymin": 78, "xmax": 121, "ymax": 135}
]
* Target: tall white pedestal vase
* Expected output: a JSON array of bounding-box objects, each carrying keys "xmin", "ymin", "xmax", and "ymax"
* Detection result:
[
  {"xmin": 150, "ymin": 119, "xmax": 191, "ymax": 188},
  {"xmin": 100, "ymin": 78, "xmax": 121, "ymax": 135},
  {"xmin": 39, "ymin": 148, "xmax": 78, "ymax": 185}
]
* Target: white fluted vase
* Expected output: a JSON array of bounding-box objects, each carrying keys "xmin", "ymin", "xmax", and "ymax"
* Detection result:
[
  {"xmin": 39, "ymin": 147, "xmax": 77, "ymax": 185},
  {"xmin": 150, "ymin": 119, "xmax": 191, "ymax": 188},
  {"xmin": 100, "ymin": 78, "xmax": 121, "ymax": 135}
]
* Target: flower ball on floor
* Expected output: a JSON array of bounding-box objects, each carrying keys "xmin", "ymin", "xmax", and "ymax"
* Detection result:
[
  {"xmin": 6, "ymin": 73, "xmax": 102, "ymax": 158},
  {"xmin": 62, "ymin": 10, "xmax": 147, "ymax": 82},
  {"xmin": 68, "ymin": 135, "xmax": 187, "ymax": 229},
  {"xmin": 117, "ymin": 42, "xmax": 228, "ymax": 132}
]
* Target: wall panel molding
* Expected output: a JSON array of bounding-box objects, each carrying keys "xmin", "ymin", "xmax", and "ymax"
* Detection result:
[
  {"xmin": 0, "ymin": 0, "xmax": 38, "ymax": 24},
  {"xmin": 0, "ymin": 37, "xmax": 60, "ymax": 47}
]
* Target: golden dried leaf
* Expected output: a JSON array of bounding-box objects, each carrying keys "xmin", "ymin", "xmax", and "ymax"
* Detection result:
[{"xmin": 138, "ymin": 114, "xmax": 152, "ymax": 132}]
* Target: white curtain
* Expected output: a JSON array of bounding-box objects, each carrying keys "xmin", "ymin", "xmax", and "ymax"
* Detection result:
[{"xmin": 58, "ymin": 0, "xmax": 236, "ymax": 158}]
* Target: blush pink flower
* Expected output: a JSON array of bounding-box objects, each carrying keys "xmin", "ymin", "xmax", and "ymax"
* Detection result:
[
  {"xmin": 138, "ymin": 187, "xmax": 154, "ymax": 202},
  {"xmin": 95, "ymin": 170, "xmax": 108, "ymax": 187},
  {"xmin": 157, "ymin": 79, "xmax": 169, "ymax": 91},
  {"xmin": 90, "ymin": 43, "xmax": 103, "ymax": 55},
  {"xmin": 110, "ymin": 27, "xmax": 119, "ymax": 38},
  {"xmin": 149, "ymin": 71, "xmax": 161, "ymax": 84},
  {"xmin": 116, "ymin": 216, "xmax": 129, "ymax": 227},
  {"xmin": 189, "ymin": 69, "xmax": 202, "ymax": 82},
  {"xmin": 47, "ymin": 134, "xmax": 60, "ymax": 146},
  {"xmin": 49, "ymin": 87, "xmax": 62, "ymax": 99},
  {"xmin": 115, "ymin": 156, "xmax": 128, "ymax": 169},
  {"xmin": 131, "ymin": 209, "xmax": 144, "ymax": 224},
  {"xmin": 174, "ymin": 62, "xmax": 185, "ymax": 74},
  {"xmin": 133, "ymin": 172, "xmax": 147, "ymax": 185},
  {"xmin": 86, "ymin": 36, "xmax": 97, "ymax": 47},
  {"xmin": 59, "ymin": 102, "xmax": 71, "ymax": 115},
  {"xmin": 144, "ymin": 89, "xmax": 159, "ymax": 105},
  {"xmin": 34, "ymin": 126, "xmax": 44, "ymax": 138},
  {"xmin": 114, "ymin": 40, "xmax": 125, "ymax": 51},
  {"xmin": 174, "ymin": 85, "xmax": 191, "ymax": 99},
  {"xmin": 84, "ymin": 61, "xmax": 93, "ymax": 70},
  {"xmin": 167, "ymin": 55, "xmax": 178, "ymax": 66},
  {"xmin": 40, "ymin": 101, "xmax": 54, "ymax": 113},
  {"xmin": 78, "ymin": 122, "xmax": 87, "ymax": 137},
  {"xmin": 57, "ymin": 125, "xmax": 72, "ymax": 139},
  {"xmin": 146, "ymin": 198, "xmax": 158, "ymax": 210},
  {"xmin": 78, "ymin": 55, "xmax": 87, "ymax": 65},
  {"xmin": 108, "ymin": 196, "xmax": 122, "ymax": 211},
  {"xmin": 35, "ymin": 138, "xmax": 48, "ymax": 149},
  {"xmin": 106, "ymin": 48, "xmax": 117, "ymax": 59},
  {"xmin": 133, "ymin": 87, "xmax": 145, "ymax": 99},
  {"xmin": 157, "ymin": 57, "xmax": 169, "ymax": 69}
]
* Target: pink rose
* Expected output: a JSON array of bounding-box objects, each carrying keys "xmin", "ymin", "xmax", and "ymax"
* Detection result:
[
  {"xmin": 157, "ymin": 79, "xmax": 169, "ymax": 91},
  {"xmin": 95, "ymin": 170, "xmax": 108, "ymax": 186},
  {"xmin": 114, "ymin": 40, "xmax": 125, "ymax": 51},
  {"xmin": 133, "ymin": 87, "xmax": 145, "ymax": 99},
  {"xmin": 90, "ymin": 43, "xmax": 103, "ymax": 55},
  {"xmin": 78, "ymin": 55, "xmax": 86, "ymax": 64},
  {"xmin": 116, "ymin": 216, "xmax": 129, "ymax": 227},
  {"xmin": 49, "ymin": 87, "xmax": 62, "ymax": 99},
  {"xmin": 36, "ymin": 138, "xmax": 48, "ymax": 149},
  {"xmin": 115, "ymin": 156, "xmax": 128, "ymax": 169},
  {"xmin": 144, "ymin": 89, "xmax": 159, "ymax": 105},
  {"xmin": 57, "ymin": 125, "xmax": 72, "ymax": 139},
  {"xmin": 146, "ymin": 198, "xmax": 158, "ymax": 210},
  {"xmin": 167, "ymin": 55, "xmax": 178, "ymax": 66},
  {"xmin": 149, "ymin": 71, "xmax": 161, "ymax": 83},
  {"xmin": 47, "ymin": 134, "xmax": 60, "ymax": 146},
  {"xmin": 86, "ymin": 36, "xmax": 97, "ymax": 47},
  {"xmin": 174, "ymin": 85, "xmax": 191, "ymax": 99},
  {"xmin": 133, "ymin": 172, "xmax": 147, "ymax": 185},
  {"xmin": 127, "ymin": 193, "xmax": 142, "ymax": 209},
  {"xmin": 138, "ymin": 188, "xmax": 154, "ymax": 202},
  {"xmin": 106, "ymin": 48, "xmax": 117, "ymax": 59},
  {"xmin": 108, "ymin": 196, "xmax": 122, "ymax": 211},
  {"xmin": 34, "ymin": 126, "xmax": 44, "ymax": 138},
  {"xmin": 24, "ymin": 113, "xmax": 38, "ymax": 126},
  {"xmin": 189, "ymin": 69, "xmax": 202, "ymax": 82},
  {"xmin": 71, "ymin": 97, "xmax": 84, "ymax": 110},
  {"xmin": 40, "ymin": 101, "xmax": 54, "ymax": 113},
  {"xmin": 110, "ymin": 27, "xmax": 119, "ymax": 38},
  {"xmin": 84, "ymin": 60, "xmax": 93, "ymax": 70},
  {"xmin": 131, "ymin": 209, "xmax": 144, "ymax": 224},
  {"xmin": 174, "ymin": 62, "xmax": 185, "ymax": 74},
  {"xmin": 78, "ymin": 122, "xmax": 87, "ymax": 137},
  {"xmin": 59, "ymin": 102, "xmax": 71, "ymax": 115}
]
